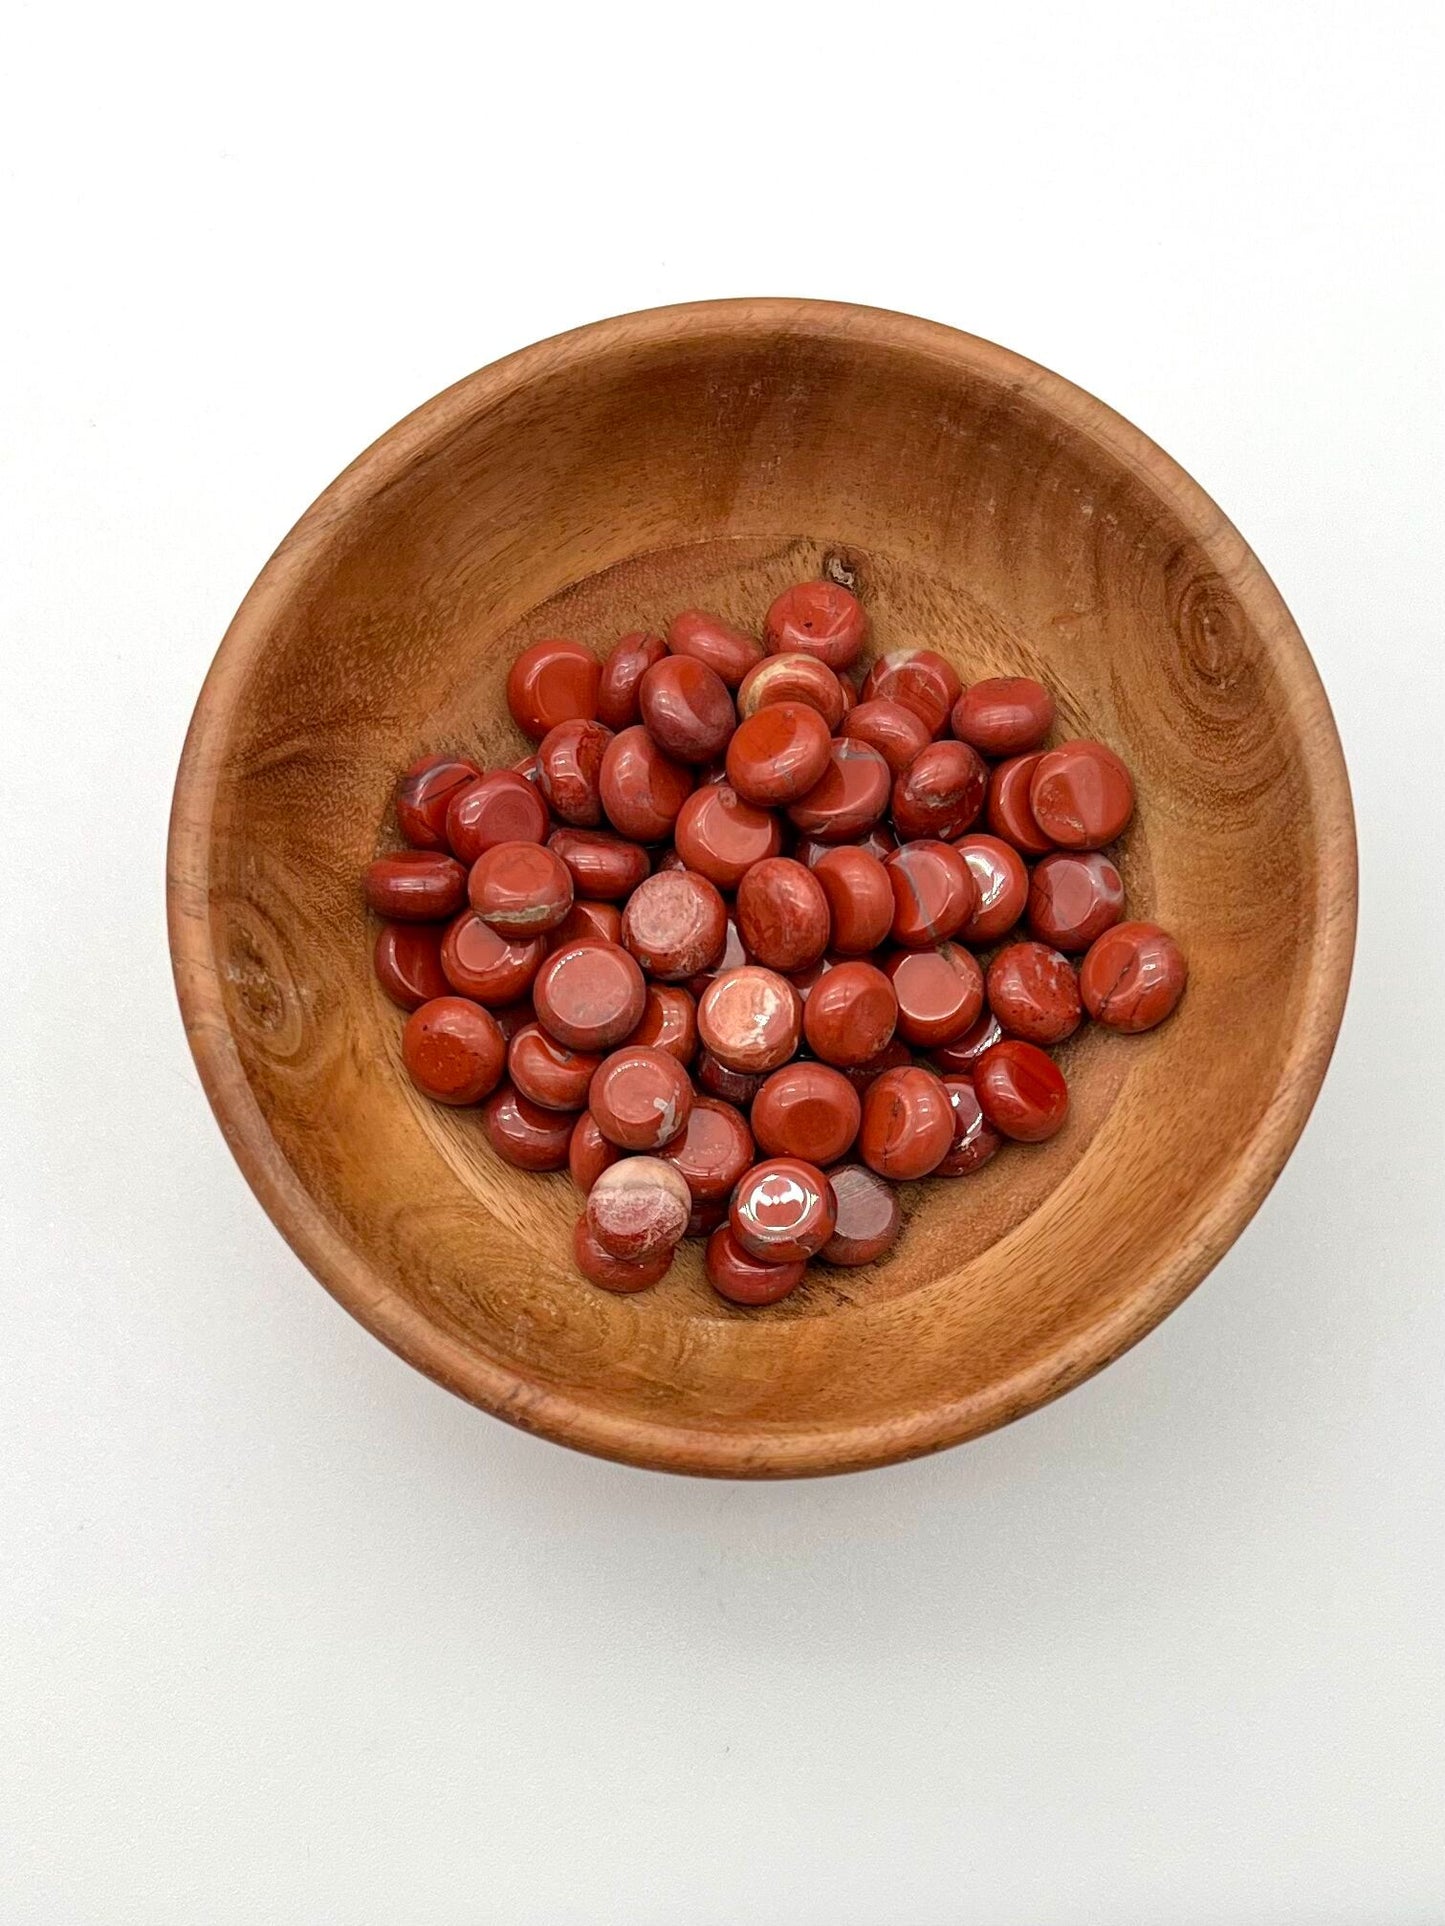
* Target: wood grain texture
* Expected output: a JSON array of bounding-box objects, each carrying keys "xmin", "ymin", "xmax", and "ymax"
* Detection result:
[{"xmin": 167, "ymin": 299, "xmax": 1356, "ymax": 1477}]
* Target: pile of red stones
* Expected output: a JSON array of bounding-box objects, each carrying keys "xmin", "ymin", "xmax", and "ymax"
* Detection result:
[{"xmin": 364, "ymin": 582, "xmax": 1188, "ymax": 1305}]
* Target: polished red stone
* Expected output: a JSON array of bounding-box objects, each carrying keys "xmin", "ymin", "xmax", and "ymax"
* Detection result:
[
  {"xmin": 506, "ymin": 1022, "xmax": 602, "ymax": 1111},
  {"xmin": 751, "ymin": 1061, "xmax": 861, "ymax": 1165},
  {"xmin": 364, "ymin": 850, "xmax": 467, "ymax": 921},
  {"xmin": 737, "ymin": 652, "xmax": 849, "ymax": 730},
  {"xmin": 725, "ymin": 701, "xmax": 833, "ymax": 805},
  {"xmin": 974, "ymin": 1040, "xmax": 1069, "ymax": 1142},
  {"xmin": 573, "ymin": 1215, "xmax": 673, "ymax": 1292},
  {"xmin": 684, "ymin": 914, "xmax": 750, "ymax": 999},
  {"xmin": 548, "ymin": 899, "xmax": 623, "ymax": 950},
  {"xmin": 638, "ymin": 655, "xmax": 737, "ymax": 763},
  {"xmin": 659, "ymin": 1096, "xmax": 755, "ymax": 1200},
  {"xmin": 735, "ymin": 857, "xmax": 830, "ymax": 973},
  {"xmin": 802, "ymin": 961, "xmax": 898, "ymax": 1067},
  {"xmin": 686, "ymin": 1197, "xmax": 731, "ymax": 1240},
  {"xmin": 513, "ymin": 752, "xmax": 542, "ymax": 787},
  {"xmin": 447, "ymin": 771, "xmax": 549, "ymax": 868},
  {"xmin": 621, "ymin": 870, "xmax": 727, "ymax": 980},
  {"xmin": 859, "ymin": 649, "xmax": 962, "ymax": 737},
  {"xmin": 588, "ymin": 1044, "xmax": 694, "ymax": 1151},
  {"xmin": 666, "ymin": 609, "xmax": 765, "ymax": 688},
  {"xmin": 401, "ymin": 996, "xmax": 506, "ymax": 1104},
  {"xmin": 786, "ymin": 739, "xmax": 891, "ymax": 843},
  {"xmin": 858, "ymin": 1066, "xmax": 954, "ymax": 1179},
  {"xmin": 885, "ymin": 840, "xmax": 976, "ymax": 947},
  {"xmin": 628, "ymin": 984, "xmax": 699, "ymax": 1066},
  {"xmin": 598, "ymin": 725, "xmax": 695, "ymax": 842},
  {"xmin": 532, "ymin": 939, "xmax": 647, "ymax": 1051},
  {"xmin": 440, "ymin": 913, "xmax": 547, "ymax": 1006},
  {"xmin": 536, "ymin": 718, "xmax": 613, "ymax": 826},
  {"xmin": 546, "ymin": 828, "xmax": 651, "ymax": 901},
  {"xmin": 505, "ymin": 637, "xmax": 601, "ymax": 741},
  {"xmin": 986, "ymin": 942, "xmax": 1082, "ymax": 1045},
  {"xmin": 489, "ymin": 997, "xmax": 537, "ymax": 1044},
  {"xmin": 597, "ymin": 630, "xmax": 668, "ymax": 730},
  {"xmin": 1079, "ymin": 921, "xmax": 1188, "ymax": 1033},
  {"xmin": 840, "ymin": 697, "xmax": 932, "ymax": 776},
  {"xmin": 891, "ymin": 740, "xmax": 988, "ymax": 841},
  {"xmin": 1030, "ymin": 740, "xmax": 1135, "ymax": 849},
  {"xmin": 929, "ymin": 1009, "xmax": 1004, "ymax": 1076},
  {"xmin": 397, "ymin": 753, "xmax": 482, "ymax": 849},
  {"xmin": 934, "ymin": 1076, "xmax": 1003, "ymax": 1177},
  {"xmin": 696, "ymin": 967, "xmax": 803, "ymax": 1073},
  {"xmin": 1027, "ymin": 850, "xmax": 1126, "ymax": 952},
  {"xmin": 951, "ymin": 676, "xmax": 1055, "ymax": 756},
  {"xmin": 953, "ymin": 833, "xmax": 1029, "ymax": 944},
  {"xmin": 672, "ymin": 782, "xmax": 782, "ymax": 888},
  {"xmin": 568, "ymin": 1110, "xmax": 621, "ymax": 1191},
  {"xmin": 480, "ymin": 1083, "xmax": 575, "ymax": 1170},
  {"xmin": 586, "ymin": 1157, "xmax": 692, "ymax": 1259},
  {"xmin": 730, "ymin": 1158, "xmax": 836, "ymax": 1262},
  {"xmin": 885, "ymin": 943, "xmax": 985, "ymax": 1048},
  {"xmin": 820, "ymin": 1163, "xmax": 902, "ymax": 1265},
  {"xmin": 696, "ymin": 1050, "xmax": 767, "ymax": 1108},
  {"xmin": 985, "ymin": 752, "xmax": 1054, "ymax": 856},
  {"xmin": 705, "ymin": 1225, "xmax": 806, "ymax": 1305},
  {"xmin": 835, "ymin": 1036, "xmax": 912, "ymax": 1095},
  {"xmin": 763, "ymin": 580, "xmax": 868, "ymax": 669},
  {"xmin": 468, "ymin": 840, "xmax": 574, "ymax": 936},
  {"xmin": 810, "ymin": 846, "xmax": 894, "ymax": 955}
]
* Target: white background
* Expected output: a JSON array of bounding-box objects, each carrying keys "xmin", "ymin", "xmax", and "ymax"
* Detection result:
[{"xmin": 3, "ymin": 3, "xmax": 1442, "ymax": 1921}]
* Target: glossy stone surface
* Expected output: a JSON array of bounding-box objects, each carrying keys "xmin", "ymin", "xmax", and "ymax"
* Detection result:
[
  {"xmin": 986, "ymin": 941, "xmax": 1082, "ymax": 1045},
  {"xmin": 891, "ymin": 740, "xmax": 988, "ymax": 841},
  {"xmin": 786, "ymin": 739, "xmax": 891, "ymax": 843},
  {"xmin": 568, "ymin": 1110, "xmax": 621, "ymax": 1191},
  {"xmin": 531, "ymin": 939, "xmax": 647, "ymax": 1051},
  {"xmin": 696, "ymin": 1050, "xmax": 767, "ymax": 1108},
  {"xmin": 735, "ymin": 857, "xmax": 830, "ymax": 972},
  {"xmin": 974, "ymin": 1040, "xmax": 1069, "ymax": 1141},
  {"xmin": 659, "ymin": 1097, "xmax": 755, "ymax": 1201},
  {"xmin": 730, "ymin": 1158, "xmax": 837, "ymax": 1262},
  {"xmin": 951, "ymin": 676, "xmax": 1055, "ymax": 756},
  {"xmin": 684, "ymin": 914, "xmax": 750, "ymax": 999},
  {"xmin": 440, "ymin": 913, "xmax": 547, "ymax": 1006},
  {"xmin": 1029, "ymin": 739, "xmax": 1135, "ymax": 849},
  {"xmin": 598, "ymin": 725, "xmax": 695, "ymax": 842},
  {"xmin": 763, "ymin": 580, "xmax": 868, "ymax": 669},
  {"xmin": 737, "ymin": 652, "xmax": 848, "ymax": 730},
  {"xmin": 886, "ymin": 840, "xmax": 976, "ymax": 947},
  {"xmin": 597, "ymin": 630, "xmax": 668, "ymax": 730},
  {"xmin": 505, "ymin": 637, "xmax": 601, "ymax": 741},
  {"xmin": 396, "ymin": 752, "xmax": 481, "ymax": 849},
  {"xmin": 445, "ymin": 770, "xmax": 549, "ymax": 865},
  {"xmin": 621, "ymin": 870, "xmax": 727, "ymax": 980},
  {"xmin": 512, "ymin": 752, "xmax": 542, "ymax": 787},
  {"xmin": 1079, "ymin": 921, "xmax": 1188, "ymax": 1033},
  {"xmin": 859, "ymin": 649, "xmax": 962, "ymax": 737},
  {"xmin": 953, "ymin": 833, "xmax": 1029, "ymax": 944},
  {"xmin": 638, "ymin": 655, "xmax": 737, "ymax": 763},
  {"xmin": 885, "ymin": 942, "xmax": 985, "ymax": 1048},
  {"xmin": 858, "ymin": 1066, "xmax": 954, "ymax": 1179},
  {"xmin": 479, "ymin": 1082, "xmax": 575, "ymax": 1170},
  {"xmin": 586, "ymin": 1156, "xmax": 692, "ymax": 1259},
  {"xmin": 934, "ymin": 1075, "xmax": 1003, "ymax": 1177},
  {"xmin": 546, "ymin": 828, "xmax": 651, "ymax": 901},
  {"xmin": 628, "ymin": 984, "xmax": 699, "ymax": 1065},
  {"xmin": 588, "ymin": 1044, "xmax": 694, "ymax": 1151},
  {"xmin": 840, "ymin": 697, "xmax": 932, "ymax": 776},
  {"xmin": 803, "ymin": 961, "xmax": 898, "ymax": 1067},
  {"xmin": 820, "ymin": 1163, "xmax": 902, "ymax": 1265},
  {"xmin": 401, "ymin": 996, "xmax": 506, "ymax": 1105},
  {"xmin": 725, "ymin": 701, "xmax": 832, "ymax": 805},
  {"xmin": 665, "ymin": 609, "xmax": 765, "ymax": 687},
  {"xmin": 536, "ymin": 718, "xmax": 613, "ymax": 826},
  {"xmin": 751, "ymin": 1062, "xmax": 861, "ymax": 1166},
  {"xmin": 506, "ymin": 1022, "xmax": 602, "ymax": 1111},
  {"xmin": 929, "ymin": 1009, "xmax": 1004, "ymax": 1076},
  {"xmin": 835, "ymin": 1036, "xmax": 912, "ymax": 1095},
  {"xmin": 467, "ymin": 840, "xmax": 574, "ymax": 935},
  {"xmin": 1027, "ymin": 850, "xmax": 1126, "ymax": 952},
  {"xmin": 704, "ymin": 1225, "xmax": 806, "ymax": 1306},
  {"xmin": 984, "ymin": 753, "xmax": 1054, "ymax": 856},
  {"xmin": 696, "ymin": 967, "xmax": 803, "ymax": 1073},
  {"xmin": 572, "ymin": 1216, "xmax": 672, "ymax": 1292},
  {"xmin": 548, "ymin": 899, "xmax": 623, "ymax": 950},
  {"xmin": 672, "ymin": 781, "xmax": 782, "ymax": 888},
  {"xmin": 810, "ymin": 846, "xmax": 894, "ymax": 955},
  {"xmin": 364, "ymin": 850, "xmax": 467, "ymax": 921}
]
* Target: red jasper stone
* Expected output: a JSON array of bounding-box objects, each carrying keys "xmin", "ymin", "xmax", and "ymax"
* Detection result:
[
  {"xmin": 573, "ymin": 1216, "xmax": 673, "ymax": 1292},
  {"xmin": 751, "ymin": 1061, "xmax": 861, "ymax": 1166},
  {"xmin": 598, "ymin": 725, "xmax": 695, "ymax": 842},
  {"xmin": 1027, "ymin": 850, "xmax": 1126, "ymax": 952},
  {"xmin": 810, "ymin": 846, "xmax": 894, "ymax": 955},
  {"xmin": 725, "ymin": 701, "xmax": 833, "ymax": 805},
  {"xmin": 737, "ymin": 652, "xmax": 849, "ymax": 730},
  {"xmin": 986, "ymin": 942, "xmax": 1082, "ymax": 1045},
  {"xmin": 480, "ymin": 1083, "xmax": 575, "ymax": 1170},
  {"xmin": 802, "ymin": 961, "xmax": 898, "ymax": 1067},
  {"xmin": 401, "ymin": 996, "xmax": 506, "ymax": 1104},
  {"xmin": 891, "ymin": 740, "xmax": 988, "ymax": 841},
  {"xmin": 548, "ymin": 899, "xmax": 623, "ymax": 950},
  {"xmin": 467, "ymin": 840, "xmax": 574, "ymax": 936},
  {"xmin": 835, "ymin": 1036, "xmax": 912, "ymax": 1096},
  {"xmin": 953, "ymin": 833, "xmax": 1029, "ymax": 944},
  {"xmin": 974, "ymin": 1040, "xmax": 1069, "ymax": 1142},
  {"xmin": 786, "ymin": 739, "xmax": 891, "ymax": 843},
  {"xmin": 363, "ymin": 850, "xmax": 467, "ymax": 921},
  {"xmin": 440, "ymin": 913, "xmax": 547, "ymax": 1006},
  {"xmin": 597, "ymin": 630, "xmax": 668, "ymax": 730},
  {"xmin": 397, "ymin": 753, "xmax": 482, "ymax": 850},
  {"xmin": 730, "ymin": 1158, "xmax": 837, "ymax": 1262},
  {"xmin": 1079, "ymin": 921, "xmax": 1188, "ymax": 1033},
  {"xmin": 735, "ymin": 858, "xmax": 831, "ymax": 973},
  {"xmin": 763, "ymin": 580, "xmax": 868, "ymax": 669},
  {"xmin": 672, "ymin": 781, "xmax": 782, "ymax": 888},
  {"xmin": 929, "ymin": 1009, "xmax": 1005, "ymax": 1076},
  {"xmin": 985, "ymin": 753, "xmax": 1055, "ymax": 856},
  {"xmin": 505, "ymin": 637, "xmax": 601, "ymax": 741},
  {"xmin": 820, "ymin": 1163, "xmax": 902, "ymax": 1265},
  {"xmin": 536, "ymin": 718, "xmax": 613, "ymax": 826},
  {"xmin": 628, "ymin": 984, "xmax": 699, "ymax": 1066},
  {"xmin": 489, "ymin": 997, "xmax": 537, "ymax": 1044},
  {"xmin": 659, "ymin": 1097, "xmax": 755, "ymax": 1200},
  {"xmin": 840, "ymin": 697, "xmax": 932, "ymax": 776},
  {"xmin": 885, "ymin": 943, "xmax": 985, "ymax": 1048},
  {"xmin": 589, "ymin": 1044, "xmax": 695, "ymax": 1151},
  {"xmin": 586, "ymin": 1157, "xmax": 692, "ymax": 1259},
  {"xmin": 686, "ymin": 1198, "xmax": 731, "ymax": 1241},
  {"xmin": 1029, "ymin": 740, "xmax": 1135, "ymax": 849},
  {"xmin": 934, "ymin": 1076, "xmax": 1003, "ymax": 1177},
  {"xmin": 506, "ymin": 1022, "xmax": 602, "ymax": 1111},
  {"xmin": 859, "ymin": 649, "xmax": 962, "ymax": 737},
  {"xmin": 951, "ymin": 676, "xmax": 1055, "ymax": 756},
  {"xmin": 621, "ymin": 870, "xmax": 728, "ymax": 981},
  {"xmin": 666, "ymin": 609, "xmax": 765, "ymax": 688},
  {"xmin": 696, "ymin": 967, "xmax": 803, "ymax": 1074},
  {"xmin": 568, "ymin": 1110, "xmax": 622, "ymax": 1191},
  {"xmin": 696, "ymin": 1050, "xmax": 767, "ymax": 1108},
  {"xmin": 546, "ymin": 828, "xmax": 651, "ymax": 901},
  {"xmin": 445, "ymin": 770, "xmax": 549, "ymax": 865},
  {"xmin": 885, "ymin": 840, "xmax": 976, "ymax": 947},
  {"xmin": 858, "ymin": 1066, "xmax": 954, "ymax": 1180},
  {"xmin": 513, "ymin": 752, "xmax": 542, "ymax": 787},
  {"xmin": 705, "ymin": 1225, "xmax": 806, "ymax": 1306},
  {"xmin": 638, "ymin": 655, "xmax": 737, "ymax": 763},
  {"xmin": 684, "ymin": 914, "xmax": 750, "ymax": 999},
  {"xmin": 532, "ymin": 939, "xmax": 647, "ymax": 1051}
]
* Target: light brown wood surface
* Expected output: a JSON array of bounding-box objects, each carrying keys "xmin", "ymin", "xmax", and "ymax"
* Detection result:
[{"xmin": 167, "ymin": 299, "xmax": 1356, "ymax": 1477}]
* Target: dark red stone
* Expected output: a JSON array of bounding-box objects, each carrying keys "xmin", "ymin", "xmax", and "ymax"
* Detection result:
[
  {"xmin": 885, "ymin": 943, "xmax": 985, "ymax": 1048},
  {"xmin": 1027, "ymin": 850, "xmax": 1126, "ymax": 952},
  {"xmin": 886, "ymin": 840, "xmax": 976, "ymax": 947},
  {"xmin": 951, "ymin": 676, "xmax": 1055, "ymax": 756},
  {"xmin": 506, "ymin": 1022, "xmax": 602, "ymax": 1111},
  {"xmin": 536, "ymin": 718, "xmax": 613, "ymax": 826},
  {"xmin": 735, "ymin": 858, "xmax": 831, "ymax": 973},
  {"xmin": 974, "ymin": 1040, "xmax": 1069, "ymax": 1142},
  {"xmin": 737, "ymin": 652, "xmax": 849, "ymax": 730},
  {"xmin": 638, "ymin": 655, "xmax": 737, "ymax": 763},
  {"xmin": 672, "ymin": 782, "xmax": 782, "ymax": 889},
  {"xmin": 397, "ymin": 753, "xmax": 482, "ymax": 850},
  {"xmin": 810, "ymin": 846, "xmax": 894, "ymax": 955},
  {"xmin": 729, "ymin": 1158, "xmax": 836, "ymax": 1262},
  {"xmin": 440, "ymin": 913, "xmax": 547, "ymax": 1006},
  {"xmin": 802, "ymin": 961, "xmax": 898, "ymax": 1067},
  {"xmin": 763, "ymin": 580, "xmax": 868, "ymax": 669},
  {"xmin": 445, "ymin": 771, "xmax": 549, "ymax": 865},
  {"xmin": 588, "ymin": 1044, "xmax": 695, "ymax": 1151},
  {"xmin": 953, "ymin": 834, "xmax": 1029, "ymax": 944},
  {"xmin": 480, "ymin": 1083, "xmax": 575, "ymax": 1169},
  {"xmin": 532, "ymin": 939, "xmax": 648, "ymax": 1051},
  {"xmin": 621, "ymin": 870, "xmax": 728, "ymax": 981},
  {"xmin": 696, "ymin": 967, "xmax": 803, "ymax": 1073},
  {"xmin": 1029, "ymin": 740, "xmax": 1135, "ymax": 849},
  {"xmin": 1079, "ymin": 921, "xmax": 1188, "ymax": 1033},
  {"xmin": 859, "ymin": 649, "xmax": 962, "ymax": 737},
  {"xmin": 725, "ymin": 702, "xmax": 833, "ymax": 805},
  {"xmin": 820, "ymin": 1163, "xmax": 902, "ymax": 1264},
  {"xmin": 467, "ymin": 840, "xmax": 574, "ymax": 936},
  {"xmin": 505, "ymin": 638, "xmax": 601, "ymax": 741},
  {"xmin": 891, "ymin": 740, "xmax": 988, "ymax": 841},
  {"xmin": 705, "ymin": 1225, "xmax": 805, "ymax": 1305},
  {"xmin": 985, "ymin": 753, "xmax": 1055, "ymax": 856},
  {"xmin": 840, "ymin": 698, "xmax": 932, "ymax": 776},
  {"xmin": 598, "ymin": 726, "xmax": 695, "ymax": 842},
  {"xmin": 660, "ymin": 1097, "xmax": 756, "ymax": 1201},
  {"xmin": 858, "ymin": 1066, "xmax": 954, "ymax": 1179},
  {"xmin": 401, "ymin": 996, "xmax": 506, "ymax": 1104},
  {"xmin": 666, "ymin": 609, "xmax": 765, "ymax": 688},
  {"xmin": 547, "ymin": 828, "xmax": 651, "ymax": 901},
  {"xmin": 364, "ymin": 850, "xmax": 467, "ymax": 921},
  {"xmin": 934, "ymin": 1076, "xmax": 1003, "ymax": 1177},
  {"xmin": 751, "ymin": 1061, "xmax": 861, "ymax": 1165},
  {"xmin": 786, "ymin": 739, "xmax": 891, "ymax": 843},
  {"xmin": 597, "ymin": 630, "xmax": 668, "ymax": 730}
]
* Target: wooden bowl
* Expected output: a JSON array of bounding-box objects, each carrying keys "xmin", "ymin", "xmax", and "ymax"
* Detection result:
[{"xmin": 168, "ymin": 300, "xmax": 1355, "ymax": 1477}]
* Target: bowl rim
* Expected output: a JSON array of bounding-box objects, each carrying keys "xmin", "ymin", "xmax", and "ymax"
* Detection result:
[{"xmin": 167, "ymin": 297, "xmax": 1357, "ymax": 1478}]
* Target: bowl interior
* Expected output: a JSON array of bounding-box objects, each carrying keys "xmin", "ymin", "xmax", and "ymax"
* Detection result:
[{"xmin": 171, "ymin": 303, "xmax": 1353, "ymax": 1475}]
